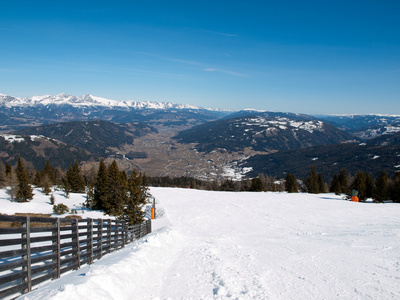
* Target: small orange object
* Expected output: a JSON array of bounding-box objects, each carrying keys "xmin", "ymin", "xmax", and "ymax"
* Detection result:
[
  {"xmin": 351, "ymin": 196, "xmax": 359, "ymax": 202},
  {"xmin": 151, "ymin": 208, "xmax": 155, "ymax": 219}
]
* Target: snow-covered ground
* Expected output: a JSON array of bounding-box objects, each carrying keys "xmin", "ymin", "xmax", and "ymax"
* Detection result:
[
  {"xmin": 2, "ymin": 188, "xmax": 399, "ymax": 299},
  {"xmin": 0, "ymin": 188, "xmax": 106, "ymax": 219}
]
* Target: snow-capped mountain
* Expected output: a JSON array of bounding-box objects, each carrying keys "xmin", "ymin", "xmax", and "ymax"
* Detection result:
[
  {"xmin": 0, "ymin": 93, "xmax": 203, "ymax": 110},
  {"xmin": 0, "ymin": 93, "xmax": 229, "ymax": 132},
  {"xmin": 174, "ymin": 113, "xmax": 357, "ymax": 153}
]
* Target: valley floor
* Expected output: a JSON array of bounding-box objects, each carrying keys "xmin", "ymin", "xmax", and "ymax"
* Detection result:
[{"xmin": 18, "ymin": 188, "xmax": 400, "ymax": 299}]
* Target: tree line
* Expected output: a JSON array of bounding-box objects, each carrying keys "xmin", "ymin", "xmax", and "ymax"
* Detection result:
[
  {"xmin": 148, "ymin": 166, "xmax": 400, "ymax": 203},
  {"xmin": 0, "ymin": 157, "xmax": 150, "ymax": 224},
  {"xmin": 284, "ymin": 166, "xmax": 400, "ymax": 202},
  {"xmin": 2, "ymin": 156, "xmax": 399, "ymax": 208}
]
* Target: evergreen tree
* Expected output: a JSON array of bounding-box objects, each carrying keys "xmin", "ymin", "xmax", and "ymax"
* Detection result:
[
  {"xmin": 330, "ymin": 174, "xmax": 342, "ymax": 195},
  {"xmin": 285, "ymin": 173, "xmax": 298, "ymax": 193},
  {"xmin": 351, "ymin": 171, "xmax": 367, "ymax": 201},
  {"xmin": 250, "ymin": 177, "xmax": 263, "ymax": 191},
  {"xmin": 33, "ymin": 171, "xmax": 43, "ymax": 187},
  {"xmin": 338, "ymin": 169, "xmax": 348, "ymax": 194},
  {"xmin": 390, "ymin": 172, "xmax": 400, "ymax": 202},
  {"xmin": 374, "ymin": 170, "xmax": 388, "ymax": 202},
  {"xmin": 65, "ymin": 161, "xmax": 85, "ymax": 193},
  {"xmin": 365, "ymin": 173, "xmax": 375, "ymax": 199},
  {"xmin": 5, "ymin": 162, "xmax": 12, "ymax": 177},
  {"xmin": 42, "ymin": 180, "xmax": 51, "ymax": 195},
  {"xmin": 305, "ymin": 166, "xmax": 319, "ymax": 193},
  {"xmin": 317, "ymin": 174, "xmax": 325, "ymax": 193},
  {"xmin": 93, "ymin": 158, "xmax": 108, "ymax": 210},
  {"xmin": 15, "ymin": 156, "xmax": 34, "ymax": 202},
  {"xmin": 120, "ymin": 169, "xmax": 149, "ymax": 225},
  {"xmin": 103, "ymin": 160, "xmax": 126, "ymax": 216},
  {"xmin": 220, "ymin": 179, "xmax": 236, "ymax": 191},
  {"xmin": 43, "ymin": 159, "xmax": 56, "ymax": 185},
  {"xmin": 0, "ymin": 161, "xmax": 6, "ymax": 188}
]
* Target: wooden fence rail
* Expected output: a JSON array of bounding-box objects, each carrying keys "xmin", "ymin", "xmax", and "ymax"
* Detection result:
[{"xmin": 0, "ymin": 216, "xmax": 152, "ymax": 299}]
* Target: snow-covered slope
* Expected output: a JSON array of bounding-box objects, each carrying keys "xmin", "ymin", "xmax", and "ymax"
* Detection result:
[{"xmin": 13, "ymin": 187, "xmax": 400, "ymax": 300}]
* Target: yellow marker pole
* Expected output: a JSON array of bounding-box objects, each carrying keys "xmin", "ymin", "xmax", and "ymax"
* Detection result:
[{"xmin": 151, "ymin": 208, "xmax": 155, "ymax": 219}]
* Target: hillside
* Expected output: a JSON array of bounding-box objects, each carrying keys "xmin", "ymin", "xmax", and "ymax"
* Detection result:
[
  {"xmin": 0, "ymin": 134, "xmax": 94, "ymax": 169},
  {"xmin": 243, "ymin": 143, "xmax": 400, "ymax": 180},
  {"xmin": 13, "ymin": 120, "xmax": 156, "ymax": 156},
  {"xmin": 14, "ymin": 187, "xmax": 400, "ymax": 300},
  {"xmin": 316, "ymin": 114, "xmax": 400, "ymax": 139},
  {"xmin": 366, "ymin": 131, "xmax": 400, "ymax": 146},
  {"xmin": 349, "ymin": 122, "xmax": 400, "ymax": 140},
  {"xmin": 174, "ymin": 113, "xmax": 356, "ymax": 153}
]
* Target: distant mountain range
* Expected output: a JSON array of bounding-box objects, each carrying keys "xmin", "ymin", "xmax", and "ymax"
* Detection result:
[
  {"xmin": 0, "ymin": 93, "xmax": 229, "ymax": 131},
  {"xmin": 0, "ymin": 93, "xmax": 206, "ymax": 110},
  {"xmin": 0, "ymin": 92, "xmax": 399, "ymax": 180},
  {"xmin": 174, "ymin": 112, "xmax": 357, "ymax": 153}
]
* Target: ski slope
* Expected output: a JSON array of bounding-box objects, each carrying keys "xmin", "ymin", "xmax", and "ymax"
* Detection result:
[{"xmin": 17, "ymin": 187, "xmax": 400, "ymax": 299}]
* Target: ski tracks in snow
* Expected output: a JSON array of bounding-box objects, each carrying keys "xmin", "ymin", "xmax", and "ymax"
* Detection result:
[{"xmin": 156, "ymin": 235, "xmax": 270, "ymax": 299}]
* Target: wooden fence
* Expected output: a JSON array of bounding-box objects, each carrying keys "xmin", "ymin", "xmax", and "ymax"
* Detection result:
[{"xmin": 0, "ymin": 215, "xmax": 152, "ymax": 299}]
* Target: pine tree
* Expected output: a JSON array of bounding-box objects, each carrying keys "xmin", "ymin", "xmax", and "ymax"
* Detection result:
[
  {"xmin": 250, "ymin": 177, "xmax": 263, "ymax": 191},
  {"xmin": 43, "ymin": 159, "xmax": 56, "ymax": 185},
  {"xmin": 120, "ymin": 169, "xmax": 149, "ymax": 225},
  {"xmin": 330, "ymin": 174, "xmax": 342, "ymax": 195},
  {"xmin": 5, "ymin": 162, "xmax": 12, "ymax": 177},
  {"xmin": 103, "ymin": 160, "xmax": 125, "ymax": 216},
  {"xmin": 65, "ymin": 161, "xmax": 85, "ymax": 193},
  {"xmin": 15, "ymin": 156, "xmax": 34, "ymax": 202},
  {"xmin": 285, "ymin": 173, "xmax": 298, "ymax": 193},
  {"xmin": 0, "ymin": 161, "xmax": 6, "ymax": 188},
  {"xmin": 390, "ymin": 172, "xmax": 400, "ymax": 202},
  {"xmin": 93, "ymin": 158, "xmax": 108, "ymax": 210},
  {"xmin": 317, "ymin": 174, "xmax": 325, "ymax": 193},
  {"xmin": 338, "ymin": 169, "xmax": 348, "ymax": 194},
  {"xmin": 365, "ymin": 173, "xmax": 375, "ymax": 199},
  {"xmin": 374, "ymin": 170, "xmax": 388, "ymax": 202},
  {"xmin": 42, "ymin": 180, "xmax": 51, "ymax": 195},
  {"xmin": 305, "ymin": 166, "xmax": 319, "ymax": 193}
]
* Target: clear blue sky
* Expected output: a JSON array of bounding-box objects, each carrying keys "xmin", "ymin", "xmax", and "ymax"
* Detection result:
[{"xmin": 1, "ymin": 0, "xmax": 399, "ymax": 114}]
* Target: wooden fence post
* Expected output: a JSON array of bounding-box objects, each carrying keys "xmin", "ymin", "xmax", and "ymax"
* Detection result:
[
  {"xmin": 21, "ymin": 216, "xmax": 32, "ymax": 294},
  {"xmin": 52, "ymin": 218, "xmax": 61, "ymax": 279},
  {"xmin": 148, "ymin": 219, "xmax": 151, "ymax": 235},
  {"xmin": 72, "ymin": 218, "xmax": 80, "ymax": 269},
  {"xmin": 122, "ymin": 222, "xmax": 126, "ymax": 248},
  {"xmin": 98, "ymin": 219, "xmax": 103, "ymax": 259},
  {"xmin": 88, "ymin": 219, "xmax": 93, "ymax": 264},
  {"xmin": 107, "ymin": 219, "xmax": 112, "ymax": 254}
]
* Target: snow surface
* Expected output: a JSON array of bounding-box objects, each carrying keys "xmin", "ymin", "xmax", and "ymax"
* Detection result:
[
  {"xmin": 3, "ymin": 187, "xmax": 399, "ymax": 299},
  {"xmin": 0, "ymin": 188, "xmax": 106, "ymax": 219}
]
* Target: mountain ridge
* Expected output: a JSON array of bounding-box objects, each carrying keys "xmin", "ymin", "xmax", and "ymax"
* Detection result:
[{"xmin": 0, "ymin": 92, "xmax": 229, "ymax": 112}]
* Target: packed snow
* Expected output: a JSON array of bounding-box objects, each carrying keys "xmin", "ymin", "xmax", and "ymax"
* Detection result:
[{"xmin": 1, "ymin": 188, "xmax": 399, "ymax": 299}]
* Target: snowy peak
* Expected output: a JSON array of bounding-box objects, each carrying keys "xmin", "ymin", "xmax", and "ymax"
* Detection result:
[
  {"xmin": 0, "ymin": 92, "xmax": 203, "ymax": 110},
  {"xmin": 175, "ymin": 113, "xmax": 356, "ymax": 153},
  {"xmin": 239, "ymin": 116, "xmax": 324, "ymax": 134}
]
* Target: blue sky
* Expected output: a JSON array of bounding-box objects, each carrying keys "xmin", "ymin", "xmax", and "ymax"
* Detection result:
[{"xmin": 1, "ymin": 0, "xmax": 399, "ymax": 114}]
